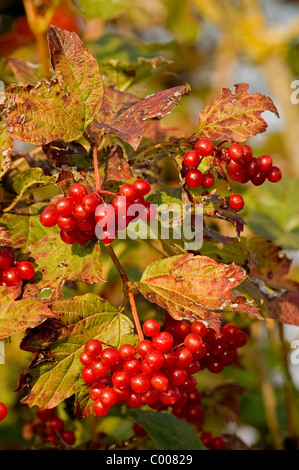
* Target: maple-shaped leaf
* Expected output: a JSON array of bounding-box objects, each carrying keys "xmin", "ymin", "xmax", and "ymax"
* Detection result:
[
  {"xmin": 18, "ymin": 294, "xmax": 137, "ymax": 412},
  {"xmin": 1, "ymin": 26, "xmax": 103, "ymax": 145},
  {"xmin": 0, "ymin": 297, "xmax": 54, "ymax": 339},
  {"xmin": 23, "ymin": 232, "xmax": 103, "ymax": 301},
  {"xmin": 89, "ymin": 84, "xmax": 191, "ymax": 149},
  {"xmin": 196, "ymin": 83, "xmax": 279, "ymax": 142},
  {"xmin": 247, "ymin": 236, "xmax": 299, "ymax": 291},
  {"xmin": 138, "ymin": 254, "xmax": 260, "ymax": 330},
  {"xmin": 0, "ymin": 123, "xmax": 13, "ymax": 180}
]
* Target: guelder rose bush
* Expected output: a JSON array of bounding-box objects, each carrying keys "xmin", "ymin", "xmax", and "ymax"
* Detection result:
[{"xmin": 0, "ymin": 26, "xmax": 297, "ymax": 450}]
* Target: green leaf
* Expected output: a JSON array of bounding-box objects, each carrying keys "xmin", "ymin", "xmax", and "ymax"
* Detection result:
[
  {"xmin": 23, "ymin": 232, "xmax": 103, "ymax": 300},
  {"xmin": 2, "ymin": 26, "xmax": 103, "ymax": 145},
  {"xmin": 0, "ymin": 123, "xmax": 12, "ymax": 180},
  {"xmin": 129, "ymin": 409, "xmax": 206, "ymax": 450},
  {"xmin": 0, "ymin": 298, "xmax": 54, "ymax": 339},
  {"xmin": 74, "ymin": 0, "xmax": 132, "ymax": 20},
  {"xmin": 18, "ymin": 294, "xmax": 137, "ymax": 410},
  {"xmin": 139, "ymin": 254, "xmax": 260, "ymax": 329}
]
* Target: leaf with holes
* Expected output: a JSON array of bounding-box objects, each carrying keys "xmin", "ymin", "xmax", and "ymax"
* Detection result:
[
  {"xmin": 89, "ymin": 84, "xmax": 191, "ymax": 149},
  {"xmin": 138, "ymin": 254, "xmax": 260, "ymax": 330},
  {"xmin": 196, "ymin": 83, "xmax": 279, "ymax": 142},
  {"xmin": 18, "ymin": 294, "xmax": 137, "ymax": 411},
  {"xmin": 0, "ymin": 298, "xmax": 54, "ymax": 339},
  {"xmin": 23, "ymin": 232, "xmax": 103, "ymax": 301},
  {"xmin": 2, "ymin": 26, "xmax": 103, "ymax": 145}
]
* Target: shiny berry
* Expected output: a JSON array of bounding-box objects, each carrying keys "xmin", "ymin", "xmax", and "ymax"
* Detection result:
[
  {"xmin": 61, "ymin": 430, "xmax": 76, "ymax": 446},
  {"xmin": 68, "ymin": 184, "xmax": 88, "ymax": 203},
  {"xmin": 119, "ymin": 344, "xmax": 136, "ymax": 361},
  {"xmin": 2, "ymin": 267, "xmax": 21, "ymax": 286},
  {"xmin": 183, "ymin": 150, "xmax": 200, "ymax": 168},
  {"xmin": 184, "ymin": 333, "xmax": 203, "ymax": 353},
  {"xmin": 40, "ymin": 205, "xmax": 58, "ymax": 227},
  {"xmin": 185, "ymin": 168, "xmax": 203, "ymax": 188},
  {"xmin": 120, "ymin": 184, "xmax": 138, "ymax": 201},
  {"xmin": 100, "ymin": 347, "xmax": 119, "ymax": 366},
  {"xmin": 16, "ymin": 261, "xmax": 35, "ymax": 280},
  {"xmin": 195, "ymin": 138, "xmax": 214, "ymax": 157},
  {"xmin": 267, "ymin": 166, "xmax": 282, "ymax": 183},
  {"xmin": 84, "ymin": 339, "xmax": 102, "ymax": 358},
  {"xmin": 56, "ymin": 197, "xmax": 74, "ymax": 216},
  {"xmin": 0, "ymin": 403, "xmax": 8, "ymax": 422},
  {"xmin": 152, "ymin": 332, "xmax": 174, "ymax": 352},
  {"xmin": 151, "ymin": 373, "xmax": 169, "ymax": 391},
  {"xmin": 94, "ymin": 400, "xmax": 110, "ymax": 417},
  {"xmin": 228, "ymin": 143, "xmax": 244, "ymax": 161},
  {"xmin": 133, "ymin": 179, "xmax": 151, "ymax": 196},
  {"xmin": 0, "ymin": 251, "xmax": 13, "ymax": 270},
  {"xmin": 99, "ymin": 387, "xmax": 118, "ymax": 407},
  {"xmin": 229, "ymin": 194, "xmax": 244, "ymax": 211},
  {"xmin": 258, "ymin": 154, "xmax": 272, "ymax": 171},
  {"xmin": 143, "ymin": 319, "xmax": 160, "ymax": 337},
  {"xmin": 81, "ymin": 194, "xmax": 99, "ymax": 213},
  {"xmin": 202, "ymin": 172, "xmax": 215, "ymax": 188}
]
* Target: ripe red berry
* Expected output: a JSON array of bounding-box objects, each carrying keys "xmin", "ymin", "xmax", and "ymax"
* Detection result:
[
  {"xmin": 48, "ymin": 416, "xmax": 65, "ymax": 433},
  {"xmin": 99, "ymin": 387, "xmax": 118, "ymax": 407},
  {"xmin": 130, "ymin": 374, "xmax": 151, "ymax": 393},
  {"xmin": 16, "ymin": 261, "xmax": 35, "ymax": 280},
  {"xmin": 223, "ymin": 323, "xmax": 239, "ymax": 342},
  {"xmin": 45, "ymin": 432, "xmax": 59, "ymax": 446},
  {"xmin": 176, "ymin": 347, "xmax": 193, "ymax": 368},
  {"xmin": 143, "ymin": 319, "xmax": 160, "ymax": 337},
  {"xmin": 145, "ymin": 350, "xmax": 165, "ymax": 370},
  {"xmin": 228, "ymin": 143, "xmax": 244, "ymax": 161},
  {"xmin": 152, "ymin": 332, "xmax": 174, "ymax": 352},
  {"xmin": 112, "ymin": 196, "xmax": 129, "ymax": 216},
  {"xmin": 120, "ymin": 184, "xmax": 138, "ymax": 201},
  {"xmin": 0, "ymin": 403, "xmax": 8, "ymax": 422},
  {"xmin": 202, "ymin": 172, "xmax": 215, "ymax": 188},
  {"xmin": 57, "ymin": 215, "xmax": 76, "ymax": 232},
  {"xmin": 207, "ymin": 358, "xmax": 224, "ymax": 374},
  {"xmin": 267, "ymin": 166, "xmax": 282, "ymax": 183},
  {"xmin": 73, "ymin": 204, "xmax": 89, "ymax": 220},
  {"xmin": 187, "ymin": 389, "xmax": 201, "ymax": 403},
  {"xmin": 122, "ymin": 359, "xmax": 141, "ymax": 376},
  {"xmin": 68, "ymin": 184, "xmax": 88, "ymax": 203},
  {"xmin": 94, "ymin": 399, "xmax": 110, "ymax": 417},
  {"xmin": 112, "ymin": 370, "xmax": 130, "ymax": 389},
  {"xmin": 251, "ymin": 171, "xmax": 266, "ymax": 186},
  {"xmin": 245, "ymin": 158, "xmax": 260, "ymax": 176},
  {"xmin": 133, "ymin": 179, "xmax": 151, "ymax": 196},
  {"xmin": 84, "ymin": 339, "xmax": 102, "ymax": 358},
  {"xmin": 220, "ymin": 349, "xmax": 238, "ymax": 366},
  {"xmin": 40, "ymin": 205, "xmax": 58, "ymax": 227},
  {"xmin": 119, "ymin": 344, "xmax": 136, "ymax": 361},
  {"xmin": 186, "ymin": 404, "xmax": 202, "ymax": 422},
  {"xmin": 236, "ymin": 330, "xmax": 248, "ymax": 348},
  {"xmin": 258, "ymin": 154, "xmax": 273, "ymax": 171},
  {"xmin": 185, "ymin": 168, "xmax": 203, "ymax": 188},
  {"xmin": 95, "ymin": 204, "xmax": 116, "ymax": 227},
  {"xmin": 211, "ymin": 436, "xmax": 226, "ymax": 450},
  {"xmin": 98, "ymin": 229, "xmax": 117, "ymax": 245},
  {"xmin": 242, "ymin": 144, "xmax": 253, "ymax": 163},
  {"xmin": 60, "ymin": 230, "xmax": 78, "ymax": 245},
  {"xmin": 56, "ymin": 197, "xmax": 74, "ymax": 216},
  {"xmin": 0, "ymin": 251, "xmax": 13, "ymax": 270},
  {"xmin": 136, "ymin": 339, "xmax": 154, "ymax": 357},
  {"xmin": 2, "ymin": 267, "xmax": 21, "ymax": 286},
  {"xmin": 81, "ymin": 194, "xmax": 99, "ymax": 213},
  {"xmin": 191, "ymin": 321, "xmax": 208, "ymax": 337},
  {"xmin": 36, "ymin": 408, "xmax": 56, "ymax": 422},
  {"xmin": 201, "ymin": 432, "xmax": 213, "ymax": 448},
  {"xmin": 229, "ymin": 194, "xmax": 244, "ymax": 211},
  {"xmin": 180, "ymin": 374, "xmax": 197, "ymax": 393},
  {"xmin": 126, "ymin": 392, "xmax": 143, "ymax": 408},
  {"xmin": 81, "ymin": 366, "xmax": 97, "ymax": 385},
  {"xmin": 173, "ymin": 321, "xmax": 191, "ymax": 338},
  {"xmin": 140, "ymin": 388, "xmax": 159, "ymax": 405},
  {"xmin": 168, "ymin": 367, "xmax": 188, "ymax": 386},
  {"xmin": 100, "ymin": 347, "xmax": 119, "ymax": 366},
  {"xmin": 160, "ymin": 385, "xmax": 181, "ymax": 406},
  {"xmin": 184, "ymin": 333, "xmax": 203, "ymax": 353},
  {"xmin": 183, "ymin": 150, "xmax": 200, "ymax": 168},
  {"xmin": 227, "ymin": 159, "xmax": 244, "ymax": 174},
  {"xmin": 151, "ymin": 373, "xmax": 169, "ymax": 391},
  {"xmin": 89, "ymin": 381, "xmax": 106, "ymax": 401},
  {"xmin": 61, "ymin": 430, "xmax": 76, "ymax": 446},
  {"xmin": 91, "ymin": 360, "xmax": 110, "ymax": 378},
  {"xmin": 195, "ymin": 138, "xmax": 214, "ymax": 157},
  {"xmin": 140, "ymin": 202, "xmax": 157, "ymax": 223}
]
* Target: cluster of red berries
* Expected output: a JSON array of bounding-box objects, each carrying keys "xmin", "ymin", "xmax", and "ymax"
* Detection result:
[
  {"xmin": 35, "ymin": 408, "xmax": 76, "ymax": 447},
  {"xmin": 182, "ymin": 139, "xmax": 282, "ymax": 212},
  {"xmin": 200, "ymin": 432, "xmax": 226, "ymax": 450},
  {"xmin": 39, "ymin": 179, "xmax": 155, "ymax": 246},
  {"xmin": 79, "ymin": 314, "xmax": 247, "ymax": 422},
  {"xmin": 0, "ymin": 402, "xmax": 7, "ymax": 422},
  {"xmin": 0, "ymin": 250, "xmax": 35, "ymax": 287}
]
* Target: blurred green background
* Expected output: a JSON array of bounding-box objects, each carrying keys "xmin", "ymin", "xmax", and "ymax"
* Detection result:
[{"xmin": 1, "ymin": 0, "xmax": 299, "ymax": 450}]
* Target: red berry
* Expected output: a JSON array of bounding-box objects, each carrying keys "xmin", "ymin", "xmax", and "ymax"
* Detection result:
[
  {"xmin": 211, "ymin": 436, "xmax": 226, "ymax": 450},
  {"xmin": 0, "ymin": 403, "xmax": 8, "ymax": 422},
  {"xmin": 61, "ymin": 430, "xmax": 76, "ymax": 446},
  {"xmin": 136, "ymin": 339, "xmax": 154, "ymax": 357},
  {"xmin": 176, "ymin": 347, "xmax": 193, "ymax": 368},
  {"xmin": 60, "ymin": 230, "xmax": 78, "ymax": 245},
  {"xmin": 98, "ymin": 229, "xmax": 117, "ymax": 245},
  {"xmin": 99, "ymin": 387, "xmax": 118, "ymax": 407},
  {"xmin": 140, "ymin": 202, "xmax": 157, "ymax": 222},
  {"xmin": 112, "ymin": 196, "xmax": 129, "ymax": 215},
  {"xmin": 141, "ymin": 361, "xmax": 155, "ymax": 375},
  {"xmin": 258, "ymin": 154, "xmax": 273, "ymax": 171},
  {"xmin": 73, "ymin": 204, "xmax": 89, "ymax": 220},
  {"xmin": 160, "ymin": 385, "xmax": 181, "ymax": 406},
  {"xmin": 57, "ymin": 215, "xmax": 76, "ymax": 232},
  {"xmin": 228, "ymin": 143, "xmax": 244, "ymax": 161},
  {"xmin": 183, "ymin": 150, "xmax": 200, "ymax": 168},
  {"xmin": 145, "ymin": 350, "xmax": 165, "ymax": 370},
  {"xmin": 91, "ymin": 360, "xmax": 110, "ymax": 378},
  {"xmin": 173, "ymin": 321, "xmax": 191, "ymax": 339},
  {"xmin": 40, "ymin": 205, "xmax": 58, "ymax": 227},
  {"xmin": 89, "ymin": 381, "xmax": 106, "ymax": 401},
  {"xmin": 81, "ymin": 366, "xmax": 97, "ymax": 385},
  {"xmin": 79, "ymin": 351, "xmax": 93, "ymax": 367},
  {"xmin": 112, "ymin": 370, "xmax": 130, "ymax": 389},
  {"xmin": 84, "ymin": 339, "xmax": 102, "ymax": 358},
  {"xmin": 195, "ymin": 138, "xmax": 214, "ymax": 157},
  {"xmin": 120, "ymin": 184, "xmax": 138, "ymax": 201},
  {"xmin": 48, "ymin": 416, "xmax": 65, "ymax": 433},
  {"xmin": 226, "ymin": 159, "xmax": 244, "ymax": 174},
  {"xmin": 267, "ymin": 166, "xmax": 282, "ymax": 183},
  {"xmin": 191, "ymin": 321, "xmax": 207, "ymax": 337},
  {"xmin": 0, "ymin": 251, "xmax": 13, "ymax": 270},
  {"xmin": 163, "ymin": 350, "xmax": 177, "ymax": 367},
  {"xmin": 143, "ymin": 319, "xmax": 160, "ymax": 337},
  {"xmin": 56, "ymin": 197, "xmax": 74, "ymax": 216},
  {"xmin": 251, "ymin": 171, "xmax": 266, "ymax": 186},
  {"xmin": 100, "ymin": 348, "xmax": 119, "ymax": 366},
  {"xmin": 207, "ymin": 358, "xmax": 224, "ymax": 374},
  {"xmin": 180, "ymin": 374, "xmax": 197, "ymax": 393},
  {"xmin": 45, "ymin": 432, "xmax": 59, "ymax": 446},
  {"xmin": 185, "ymin": 168, "xmax": 203, "ymax": 188},
  {"xmin": 242, "ymin": 144, "xmax": 253, "ymax": 163},
  {"xmin": 81, "ymin": 194, "xmax": 99, "ymax": 213},
  {"xmin": 130, "ymin": 374, "xmax": 151, "ymax": 393},
  {"xmin": 119, "ymin": 344, "xmax": 136, "ymax": 361},
  {"xmin": 187, "ymin": 359, "xmax": 201, "ymax": 374},
  {"xmin": 184, "ymin": 333, "xmax": 203, "ymax": 353},
  {"xmin": 151, "ymin": 373, "xmax": 169, "ymax": 391},
  {"xmin": 245, "ymin": 158, "xmax": 260, "ymax": 176},
  {"xmin": 126, "ymin": 392, "xmax": 143, "ymax": 408},
  {"xmin": 202, "ymin": 172, "xmax": 215, "ymax": 188},
  {"xmin": 168, "ymin": 368, "xmax": 188, "ymax": 386},
  {"xmin": 95, "ymin": 204, "xmax": 115, "ymax": 226},
  {"xmin": 133, "ymin": 179, "xmax": 151, "ymax": 196},
  {"xmin": 68, "ymin": 184, "xmax": 88, "ymax": 203},
  {"xmin": 140, "ymin": 388, "xmax": 159, "ymax": 405},
  {"xmin": 201, "ymin": 432, "xmax": 213, "ymax": 448},
  {"xmin": 2, "ymin": 267, "xmax": 21, "ymax": 286},
  {"xmin": 229, "ymin": 194, "xmax": 244, "ymax": 211},
  {"xmin": 186, "ymin": 404, "xmax": 202, "ymax": 422},
  {"xmin": 36, "ymin": 408, "xmax": 56, "ymax": 422},
  {"xmin": 122, "ymin": 359, "xmax": 141, "ymax": 376},
  {"xmin": 133, "ymin": 423, "xmax": 146, "ymax": 435},
  {"xmin": 16, "ymin": 261, "xmax": 35, "ymax": 280},
  {"xmin": 94, "ymin": 399, "xmax": 110, "ymax": 417},
  {"xmin": 152, "ymin": 332, "xmax": 174, "ymax": 353},
  {"xmin": 236, "ymin": 330, "xmax": 248, "ymax": 348},
  {"xmin": 223, "ymin": 323, "xmax": 239, "ymax": 343},
  {"xmin": 187, "ymin": 389, "xmax": 201, "ymax": 403}
]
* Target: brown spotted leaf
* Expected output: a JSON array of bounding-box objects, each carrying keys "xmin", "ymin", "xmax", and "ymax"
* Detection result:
[
  {"xmin": 267, "ymin": 291, "xmax": 299, "ymax": 326},
  {"xmin": 23, "ymin": 232, "xmax": 103, "ymax": 301},
  {"xmin": 18, "ymin": 294, "xmax": 137, "ymax": 412},
  {"xmin": 138, "ymin": 254, "xmax": 260, "ymax": 330},
  {"xmin": 0, "ymin": 123, "xmax": 13, "ymax": 180},
  {"xmin": 0, "ymin": 298, "xmax": 54, "ymax": 339},
  {"xmin": 2, "ymin": 26, "xmax": 103, "ymax": 145},
  {"xmin": 89, "ymin": 84, "xmax": 191, "ymax": 150},
  {"xmin": 196, "ymin": 83, "xmax": 279, "ymax": 142},
  {"xmin": 99, "ymin": 145, "xmax": 133, "ymax": 184}
]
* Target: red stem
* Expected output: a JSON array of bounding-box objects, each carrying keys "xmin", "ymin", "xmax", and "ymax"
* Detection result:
[{"xmin": 93, "ymin": 146, "xmax": 101, "ymax": 193}]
